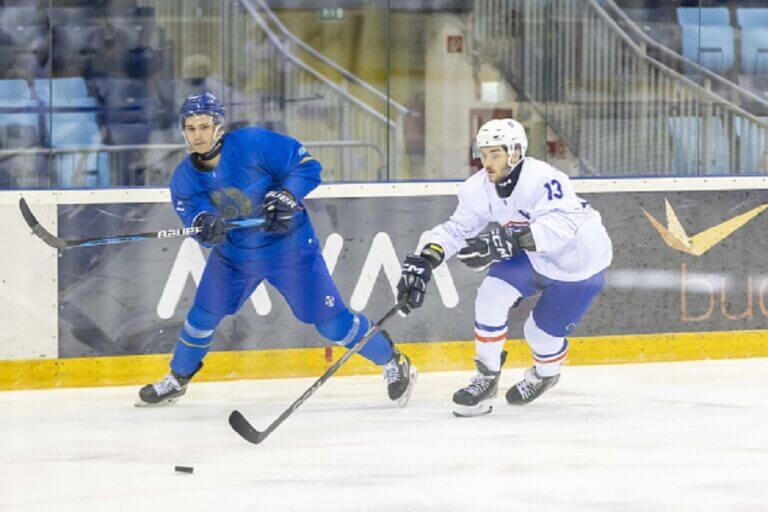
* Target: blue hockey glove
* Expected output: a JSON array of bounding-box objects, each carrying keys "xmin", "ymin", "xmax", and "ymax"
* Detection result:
[
  {"xmin": 457, "ymin": 226, "xmax": 535, "ymax": 272},
  {"xmin": 260, "ymin": 189, "xmax": 300, "ymax": 234},
  {"xmin": 192, "ymin": 211, "xmax": 227, "ymax": 246}
]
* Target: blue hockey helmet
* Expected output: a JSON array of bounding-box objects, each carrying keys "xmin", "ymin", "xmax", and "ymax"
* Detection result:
[{"xmin": 178, "ymin": 92, "xmax": 226, "ymax": 130}]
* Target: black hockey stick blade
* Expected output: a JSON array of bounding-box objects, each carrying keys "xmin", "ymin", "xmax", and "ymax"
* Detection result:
[
  {"xmin": 228, "ymin": 410, "xmax": 267, "ymax": 444},
  {"xmin": 229, "ymin": 297, "xmax": 408, "ymax": 445},
  {"xmin": 19, "ymin": 197, "xmax": 66, "ymax": 249},
  {"xmin": 18, "ymin": 197, "xmax": 264, "ymax": 249}
]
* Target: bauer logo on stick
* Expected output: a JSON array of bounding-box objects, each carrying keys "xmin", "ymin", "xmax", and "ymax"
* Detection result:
[{"xmin": 158, "ymin": 227, "xmax": 202, "ymax": 239}]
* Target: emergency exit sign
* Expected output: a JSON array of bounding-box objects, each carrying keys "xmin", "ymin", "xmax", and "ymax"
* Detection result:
[{"xmin": 318, "ymin": 7, "xmax": 344, "ymax": 21}]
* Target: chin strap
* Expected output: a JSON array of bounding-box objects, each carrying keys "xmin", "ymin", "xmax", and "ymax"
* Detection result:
[
  {"xmin": 195, "ymin": 135, "xmax": 224, "ymax": 161},
  {"xmin": 495, "ymin": 158, "xmax": 524, "ymax": 198}
]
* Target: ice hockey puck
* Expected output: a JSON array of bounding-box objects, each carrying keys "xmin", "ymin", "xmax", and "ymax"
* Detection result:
[{"xmin": 174, "ymin": 465, "xmax": 194, "ymax": 474}]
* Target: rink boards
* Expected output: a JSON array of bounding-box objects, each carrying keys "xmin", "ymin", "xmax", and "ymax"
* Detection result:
[{"xmin": 2, "ymin": 177, "xmax": 768, "ymax": 389}]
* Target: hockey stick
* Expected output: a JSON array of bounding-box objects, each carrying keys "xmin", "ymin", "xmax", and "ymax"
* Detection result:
[
  {"xmin": 18, "ymin": 197, "xmax": 264, "ymax": 249},
  {"xmin": 229, "ymin": 297, "xmax": 409, "ymax": 445}
]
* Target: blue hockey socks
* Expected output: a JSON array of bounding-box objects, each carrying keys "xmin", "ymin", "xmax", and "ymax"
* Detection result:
[
  {"xmin": 315, "ymin": 309, "xmax": 394, "ymax": 365},
  {"xmin": 170, "ymin": 307, "xmax": 219, "ymax": 377}
]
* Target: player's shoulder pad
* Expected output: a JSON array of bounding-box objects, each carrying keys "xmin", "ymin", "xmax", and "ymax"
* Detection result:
[
  {"xmin": 454, "ymin": 169, "xmax": 491, "ymax": 212},
  {"xmin": 227, "ymin": 125, "xmax": 269, "ymax": 144},
  {"xmin": 523, "ymin": 156, "xmax": 565, "ymax": 178},
  {"xmin": 520, "ymin": 157, "xmax": 567, "ymax": 189},
  {"xmin": 172, "ymin": 156, "xmax": 196, "ymax": 179},
  {"xmin": 456, "ymin": 169, "xmax": 487, "ymax": 198},
  {"xmin": 169, "ymin": 158, "xmax": 197, "ymax": 194}
]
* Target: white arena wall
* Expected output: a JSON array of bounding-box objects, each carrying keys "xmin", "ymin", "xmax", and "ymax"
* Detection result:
[{"xmin": 1, "ymin": 177, "xmax": 767, "ymax": 389}]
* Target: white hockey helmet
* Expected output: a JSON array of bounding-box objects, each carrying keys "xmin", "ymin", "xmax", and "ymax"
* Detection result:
[{"xmin": 475, "ymin": 118, "xmax": 528, "ymax": 160}]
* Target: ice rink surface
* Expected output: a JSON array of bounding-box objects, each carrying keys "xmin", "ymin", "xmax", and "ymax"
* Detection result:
[{"xmin": 2, "ymin": 358, "xmax": 767, "ymax": 512}]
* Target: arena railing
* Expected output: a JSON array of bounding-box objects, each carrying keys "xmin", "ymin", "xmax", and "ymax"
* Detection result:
[
  {"xmin": 234, "ymin": 0, "xmax": 407, "ymax": 180},
  {"xmin": 0, "ymin": 141, "xmax": 384, "ymax": 188},
  {"xmin": 472, "ymin": 0, "xmax": 768, "ymax": 176}
]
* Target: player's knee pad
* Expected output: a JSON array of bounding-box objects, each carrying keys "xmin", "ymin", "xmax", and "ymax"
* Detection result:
[
  {"xmin": 315, "ymin": 309, "xmax": 369, "ymax": 347},
  {"xmin": 181, "ymin": 305, "xmax": 221, "ymax": 347},
  {"xmin": 171, "ymin": 306, "xmax": 220, "ymax": 377},
  {"xmin": 475, "ymin": 276, "xmax": 523, "ymax": 325},
  {"xmin": 523, "ymin": 314, "xmax": 568, "ymax": 372},
  {"xmin": 187, "ymin": 305, "xmax": 222, "ymax": 331}
]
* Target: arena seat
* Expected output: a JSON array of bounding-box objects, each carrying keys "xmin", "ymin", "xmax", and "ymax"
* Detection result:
[
  {"xmin": 735, "ymin": 7, "xmax": 768, "ymax": 29},
  {"xmin": 740, "ymin": 27, "xmax": 768, "ymax": 75},
  {"xmin": 680, "ymin": 24, "xmax": 735, "ymax": 74},
  {"xmin": 0, "ymin": 79, "xmax": 31, "ymax": 101},
  {"xmin": 34, "ymin": 77, "xmax": 108, "ymax": 187},
  {"xmin": 677, "ymin": 7, "xmax": 730, "ymax": 27}
]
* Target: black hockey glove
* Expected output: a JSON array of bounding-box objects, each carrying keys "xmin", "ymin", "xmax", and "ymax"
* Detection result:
[
  {"xmin": 457, "ymin": 226, "xmax": 535, "ymax": 272},
  {"xmin": 397, "ymin": 243, "xmax": 445, "ymax": 316},
  {"xmin": 260, "ymin": 189, "xmax": 301, "ymax": 234},
  {"xmin": 192, "ymin": 211, "xmax": 227, "ymax": 246}
]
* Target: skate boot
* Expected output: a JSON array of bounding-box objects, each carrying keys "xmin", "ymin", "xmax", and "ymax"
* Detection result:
[
  {"xmin": 136, "ymin": 363, "xmax": 202, "ymax": 407},
  {"xmin": 505, "ymin": 367, "xmax": 560, "ymax": 405},
  {"xmin": 453, "ymin": 351, "xmax": 507, "ymax": 417},
  {"xmin": 382, "ymin": 332, "xmax": 418, "ymax": 407}
]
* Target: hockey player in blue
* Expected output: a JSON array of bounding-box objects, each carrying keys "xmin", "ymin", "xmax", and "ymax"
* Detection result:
[{"xmin": 138, "ymin": 92, "xmax": 417, "ymax": 407}]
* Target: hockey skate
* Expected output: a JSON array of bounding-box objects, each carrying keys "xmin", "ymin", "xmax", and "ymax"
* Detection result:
[
  {"xmin": 382, "ymin": 332, "xmax": 418, "ymax": 407},
  {"xmin": 452, "ymin": 351, "xmax": 507, "ymax": 417},
  {"xmin": 505, "ymin": 367, "xmax": 560, "ymax": 405},
  {"xmin": 136, "ymin": 364, "xmax": 202, "ymax": 407}
]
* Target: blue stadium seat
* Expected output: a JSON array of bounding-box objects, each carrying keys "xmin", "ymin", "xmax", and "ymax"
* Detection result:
[
  {"xmin": 677, "ymin": 7, "xmax": 730, "ymax": 27},
  {"xmin": 0, "ymin": 5, "xmax": 46, "ymax": 87},
  {"xmin": 740, "ymin": 28, "xmax": 768, "ymax": 75},
  {"xmin": 34, "ymin": 77, "xmax": 92, "ymax": 106},
  {"xmin": 52, "ymin": 24, "xmax": 105, "ymax": 76},
  {"xmin": 681, "ymin": 24, "xmax": 735, "ymax": 75},
  {"xmin": 0, "ymin": 90, "xmax": 42, "ymax": 188},
  {"xmin": 0, "ymin": 79, "xmax": 32, "ymax": 101},
  {"xmin": 94, "ymin": 77, "xmax": 161, "ymax": 184},
  {"xmin": 47, "ymin": 6, "xmax": 97, "ymax": 24},
  {"xmin": 668, "ymin": 116, "xmax": 729, "ymax": 175},
  {"xmin": 0, "ymin": 30, "xmax": 14, "ymax": 74},
  {"xmin": 0, "ymin": 7, "xmax": 47, "ymax": 55},
  {"xmin": 107, "ymin": 122, "xmax": 153, "ymax": 145},
  {"xmin": 0, "ymin": 99, "xmax": 38, "ymax": 129},
  {"xmin": 736, "ymin": 8, "xmax": 768, "ymax": 29},
  {"xmin": 98, "ymin": 78, "xmax": 157, "ymax": 125},
  {"xmin": 33, "ymin": 78, "xmax": 108, "ymax": 187},
  {"xmin": 0, "ymin": 79, "xmax": 39, "ymax": 133},
  {"xmin": 113, "ymin": 24, "xmax": 164, "ymax": 79}
]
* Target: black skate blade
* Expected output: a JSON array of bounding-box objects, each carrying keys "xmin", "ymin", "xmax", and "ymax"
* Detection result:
[
  {"xmin": 134, "ymin": 398, "xmax": 178, "ymax": 408},
  {"xmin": 394, "ymin": 367, "xmax": 418, "ymax": 408},
  {"xmin": 229, "ymin": 410, "xmax": 267, "ymax": 444}
]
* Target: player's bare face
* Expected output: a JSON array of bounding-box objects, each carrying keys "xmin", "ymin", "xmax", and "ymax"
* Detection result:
[
  {"xmin": 480, "ymin": 146, "xmax": 510, "ymax": 183},
  {"xmin": 183, "ymin": 115, "xmax": 216, "ymax": 153}
]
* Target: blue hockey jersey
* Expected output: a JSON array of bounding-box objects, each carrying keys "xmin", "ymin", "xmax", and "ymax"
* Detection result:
[{"xmin": 169, "ymin": 127, "xmax": 322, "ymax": 260}]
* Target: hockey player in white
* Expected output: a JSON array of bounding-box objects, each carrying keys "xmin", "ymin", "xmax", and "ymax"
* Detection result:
[{"xmin": 397, "ymin": 119, "xmax": 612, "ymax": 416}]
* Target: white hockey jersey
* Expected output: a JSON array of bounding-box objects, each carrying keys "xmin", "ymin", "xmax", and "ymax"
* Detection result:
[{"xmin": 425, "ymin": 157, "xmax": 613, "ymax": 282}]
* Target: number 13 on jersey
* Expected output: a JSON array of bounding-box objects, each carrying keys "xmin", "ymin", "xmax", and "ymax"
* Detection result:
[{"xmin": 544, "ymin": 179, "xmax": 563, "ymax": 200}]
